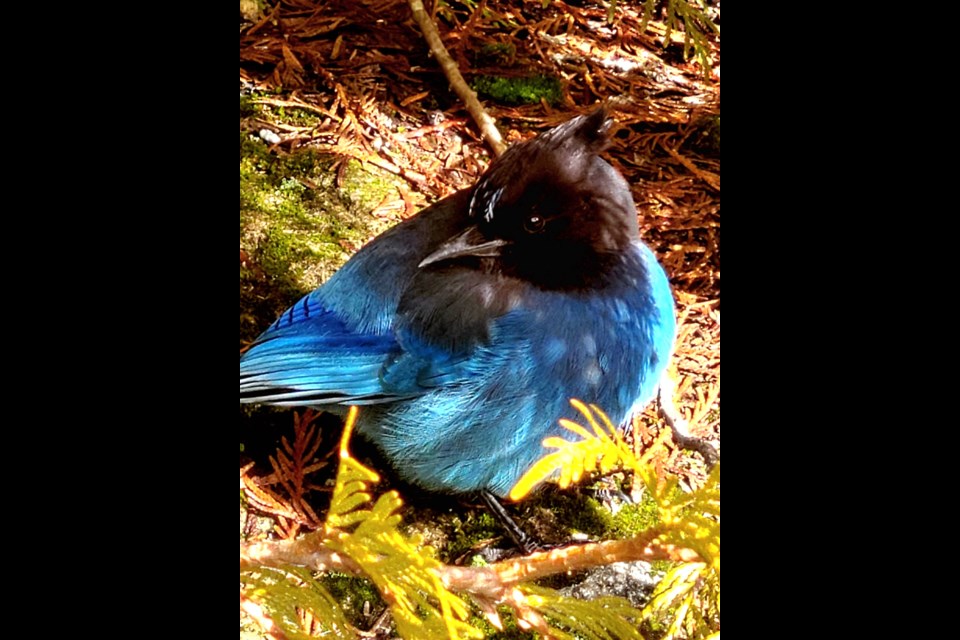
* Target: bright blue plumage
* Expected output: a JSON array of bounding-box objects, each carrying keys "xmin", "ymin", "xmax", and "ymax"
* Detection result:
[{"xmin": 240, "ymin": 109, "xmax": 676, "ymax": 498}]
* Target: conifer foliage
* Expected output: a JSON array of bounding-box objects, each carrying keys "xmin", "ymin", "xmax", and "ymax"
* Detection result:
[{"xmin": 241, "ymin": 404, "xmax": 720, "ymax": 639}]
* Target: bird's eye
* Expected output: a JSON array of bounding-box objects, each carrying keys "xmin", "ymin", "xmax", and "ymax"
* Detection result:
[{"xmin": 524, "ymin": 215, "xmax": 546, "ymax": 234}]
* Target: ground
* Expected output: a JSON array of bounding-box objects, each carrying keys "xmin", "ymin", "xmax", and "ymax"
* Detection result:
[{"xmin": 240, "ymin": 1, "xmax": 719, "ymax": 637}]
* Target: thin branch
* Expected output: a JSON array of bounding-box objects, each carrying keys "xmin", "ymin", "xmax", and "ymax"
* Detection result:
[
  {"xmin": 659, "ymin": 377, "xmax": 719, "ymax": 468},
  {"xmin": 407, "ymin": 0, "xmax": 506, "ymax": 156},
  {"xmin": 663, "ymin": 144, "xmax": 720, "ymax": 192},
  {"xmin": 241, "ymin": 526, "xmax": 700, "ymax": 602},
  {"xmin": 441, "ymin": 529, "xmax": 701, "ymax": 598},
  {"xmin": 240, "ymin": 532, "xmax": 362, "ymax": 575}
]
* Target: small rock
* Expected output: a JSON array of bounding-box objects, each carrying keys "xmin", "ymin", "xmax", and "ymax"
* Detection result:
[
  {"xmin": 259, "ymin": 129, "xmax": 281, "ymax": 145},
  {"xmin": 560, "ymin": 561, "xmax": 661, "ymax": 607}
]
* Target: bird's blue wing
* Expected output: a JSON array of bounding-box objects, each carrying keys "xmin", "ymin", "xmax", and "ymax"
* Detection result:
[
  {"xmin": 240, "ymin": 192, "xmax": 473, "ymax": 406},
  {"xmin": 239, "ymin": 298, "xmax": 406, "ymax": 406}
]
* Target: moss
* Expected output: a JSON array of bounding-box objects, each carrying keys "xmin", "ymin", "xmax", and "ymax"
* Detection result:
[
  {"xmin": 239, "ymin": 94, "xmax": 261, "ymax": 118},
  {"xmin": 339, "ymin": 159, "xmax": 399, "ymax": 213},
  {"xmin": 239, "ymin": 123, "xmax": 406, "ymax": 342},
  {"xmin": 471, "ymin": 74, "xmax": 563, "ymax": 106},
  {"xmin": 443, "ymin": 511, "xmax": 504, "ymax": 562},
  {"xmin": 510, "ymin": 489, "xmax": 614, "ymax": 543},
  {"xmin": 609, "ymin": 493, "xmax": 661, "ymax": 539},
  {"xmin": 551, "ymin": 493, "xmax": 612, "ymax": 538},
  {"xmin": 240, "ymin": 92, "xmax": 322, "ymax": 127},
  {"xmin": 320, "ymin": 573, "xmax": 387, "ymax": 629},
  {"xmin": 273, "ymin": 105, "xmax": 322, "ymax": 127},
  {"xmin": 415, "ymin": 483, "xmax": 670, "ymax": 566}
]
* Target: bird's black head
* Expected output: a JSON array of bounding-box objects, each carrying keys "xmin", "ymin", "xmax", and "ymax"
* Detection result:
[{"xmin": 420, "ymin": 108, "xmax": 640, "ymax": 291}]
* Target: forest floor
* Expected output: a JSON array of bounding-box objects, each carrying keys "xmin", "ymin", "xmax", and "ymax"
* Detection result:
[{"xmin": 241, "ymin": 1, "xmax": 718, "ymax": 637}]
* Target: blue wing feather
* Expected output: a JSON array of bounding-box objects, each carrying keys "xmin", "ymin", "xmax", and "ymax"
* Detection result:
[
  {"xmin": 240, "ymin": 193, "xmax": 471, "ymax": 406},
  {"xmin": 240, "ymin": 306, "xmax": 405, "ymax": 405}
]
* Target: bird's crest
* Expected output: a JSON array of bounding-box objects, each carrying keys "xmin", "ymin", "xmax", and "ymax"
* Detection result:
[{"xmin": 469, "ymin": 107, "xmax": 613, "ymax": 222}]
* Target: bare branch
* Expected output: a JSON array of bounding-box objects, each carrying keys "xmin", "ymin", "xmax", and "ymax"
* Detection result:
[
  {"xmin": 240, "ymin": 533, "xmax": 362, "ymax": 575},
  {"xmin": 242, "ymin": 526, "xmax": 701, "ymax": 602},
  {"xmin": 407, "ymin": 0, "xmax": 506, "ymax": 156},
  {"xmin": 442, "ymin": 529, "xmax": 701, "ymax": 597}
]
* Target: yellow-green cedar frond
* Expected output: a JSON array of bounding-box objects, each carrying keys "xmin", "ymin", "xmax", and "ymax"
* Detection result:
[
  {"xmin": 510, "ymin": 399, "xmax": 638, "ymax": 500},
  {"xmin": 508, "ymin": 402, "xmax": 720, "ymax": 636},
  {"xmin": 668, "ymin": 0, "xmax": 719, "ymax": 75},
  {"xmin": 638, "ymin": 0, "xmax": 719, "ymax": 76},
  {"xmin": 653, "ymin": 463, "xmax": 720, "ymax": 575},
  {"xmin": 511, "ymin": 401, "xmax": 718, "ymax": 561},
  {"xmin": 325, "ymin": 499, "xmax": 481, "ymax": 639},
  {"xmin": 243, "ymin": 407, "xmax": 484, "ymax": 639},
  {"xmin": 511, "ymin": 399, "xmax": 679, "ymax": 501},
  {"xmin": 642, "ymin": 561, "xmax": 719, "ymax": 640},
  {"xmin": 241, "ymin": 565, "xmax": 354, "ymax": 639},
  {"xmin": 325, "ymin": 406, "xmax": 382, "ymax": 531},
  {"xmin": 642, "ymin": 463, "xmax": 719, "ymax": 636},
  {"xmin": 323, "ymin": 407, "xmax": 483, "ymax": 640},
  {"xmin": 519, "ymin": 584, "xmax": 644, "ymax": 640}
]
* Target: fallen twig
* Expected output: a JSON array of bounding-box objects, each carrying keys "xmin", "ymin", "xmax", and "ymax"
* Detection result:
[{"xmin": 407, "ymin": 0, "xmax": 506, "ymax": 156}]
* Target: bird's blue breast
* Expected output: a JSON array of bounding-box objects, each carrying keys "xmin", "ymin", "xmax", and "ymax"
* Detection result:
[{"xmin": 358, "ymin": 242, "xmax": 675, "ymax": 497}]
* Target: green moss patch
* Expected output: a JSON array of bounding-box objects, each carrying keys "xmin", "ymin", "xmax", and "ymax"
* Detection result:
[
  {"xmin": 471, "ymin": 74, "xmax": 563, "ymax": 106},
  {"xmin": 240, "ymin": 129, "xmax": 404, "ymax": 343}
]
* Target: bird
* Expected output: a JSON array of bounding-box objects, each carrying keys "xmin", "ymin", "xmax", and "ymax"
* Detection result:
[{"xmin": 240, "ymin": 107, "xmax": 676, "ymax": 503}]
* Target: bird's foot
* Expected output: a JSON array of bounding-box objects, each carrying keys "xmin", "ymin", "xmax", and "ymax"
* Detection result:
[{"xmin": 480, "ymin": 490, "xmax": 541, "ymax": 555}]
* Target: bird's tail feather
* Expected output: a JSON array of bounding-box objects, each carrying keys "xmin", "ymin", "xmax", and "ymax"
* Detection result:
[{"xmin": 240, "ymin": 333, "xmax": 401, "ymax": 406}]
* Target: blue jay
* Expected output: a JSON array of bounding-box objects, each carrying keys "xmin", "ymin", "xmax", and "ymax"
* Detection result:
[{"xmin": 240, "ymin": 108, "xmax": 676, "ymax": 501}]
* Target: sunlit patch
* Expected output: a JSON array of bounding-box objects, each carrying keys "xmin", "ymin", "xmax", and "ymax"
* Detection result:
[
  {"xmin": 583, "ymin": 362, "xmax": 601, "ymax": 385},
  {"xmin": 544, "ymin": 337, "xmax": 567, "ymax": 362},
  {"xmin": 581, "ymin": 333, "xmax": 597, "ymax": 356}
]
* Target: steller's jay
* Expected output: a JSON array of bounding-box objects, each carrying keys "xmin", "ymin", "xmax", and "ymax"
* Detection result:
[{"xmin": 240, "ymin": 108, "xmax": 676, "ymax": 501}]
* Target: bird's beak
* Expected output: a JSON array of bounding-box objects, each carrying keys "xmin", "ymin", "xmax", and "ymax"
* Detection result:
[{"xmin": 419, "ymin": 226, "xmax": 509, "ymax": 268}]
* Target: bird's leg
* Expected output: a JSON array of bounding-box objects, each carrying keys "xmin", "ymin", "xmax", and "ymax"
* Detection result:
[
  {"xmin": 480, "ymin": 490, "xmax": 539, "ymax": 554},
  {"xmin": 657, "ymin": 379, "xmax": 719, "ymax": 469}
]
